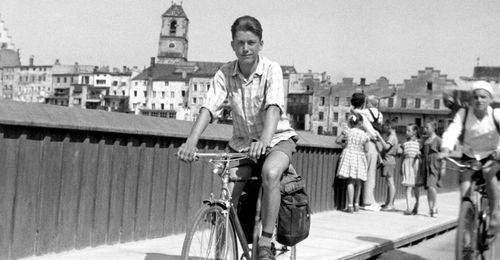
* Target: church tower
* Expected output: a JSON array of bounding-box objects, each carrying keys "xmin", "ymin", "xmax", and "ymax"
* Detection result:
[{"xmin": 157, "ymin": 3, "xmax": 189, "ymax": 64}]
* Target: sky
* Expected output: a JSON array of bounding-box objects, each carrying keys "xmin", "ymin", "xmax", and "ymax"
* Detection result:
[{"xmin": 1, "ymin": 0, "xmax": 500, "ymax": 84}]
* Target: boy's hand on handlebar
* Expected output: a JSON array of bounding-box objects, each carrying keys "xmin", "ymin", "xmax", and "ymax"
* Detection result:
[
  {"xmin": 249, "ymin": 140, "xmax": 270, "ymax": 160},
  {"xmin": 176, "ymin": 142, "xmax": 198, "ymax": 162}
]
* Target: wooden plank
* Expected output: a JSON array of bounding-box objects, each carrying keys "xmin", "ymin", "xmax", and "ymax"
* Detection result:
[
  {"xmin": 75, "ymin": 136, "xmax": 99, "ymax": 249},
  {"xmin": 319, "ymin": 150, "xmax": 329, "ymax": 211},
  {"xmin": 92, "ymin": 137, "xmax": 112, "ymax": 246},
  {"xmin": 11, "ymin": 133, "xmax": 41, "ymax": 259},
  {"xmin": 163, "ymin": 142, "xmax": 179, "ymax": 235},
  {"xmin": 134, "ymin": 140, "xmax": 153, "ymax": 240},
  {"xmin": 175, "ymin": 155, "xmax": 192, "ymax": 234},
  {"xmin": 120, "ymin": 138, "xmax": 140, "ymax": 242},
  {"xmin": 148, "ymin": 141, "xmax": 168, "ymax": 238},
  {"xmin": 107, "ymin": 138, "xmax": 127, "ymax": 244},
  {"xmin": 56, "ymin": 135, "xmax": 82, "ymax": 252},
  {"xmin": 0, "ymin": 129, "xmax": 18, "ymax": 260}
]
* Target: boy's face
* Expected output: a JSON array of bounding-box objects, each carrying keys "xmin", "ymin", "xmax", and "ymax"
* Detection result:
[{"xmin": 231, "ymin": 30, "xmax": 263, "ymax": 67}]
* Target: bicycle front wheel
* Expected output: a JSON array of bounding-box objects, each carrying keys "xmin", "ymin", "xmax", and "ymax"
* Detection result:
[
  {"xmin": 181, "ymin": 204, "xmax": 238, "ymax": 260},
  {"xmin": 456, "ymin": 200, "xmax": 479, "ymax": 260}
]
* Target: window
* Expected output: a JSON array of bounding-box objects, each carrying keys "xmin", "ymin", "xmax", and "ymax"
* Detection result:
[
  {"xmin": 320, "ymin": 96, "xmax": 325, "ymax": 106},
  {"xmin": 170, "ymin": 20, "xmax": 177, "ymax": 34},
  {"xmin": 113, "ymin": 91, "xmax": 117, "ymax": 96},
  {"xmin": 333, "ymin": 112, "xmax": 339, "ymax": 122},
  {"xmin": 317, "ymin": 126, "xmax": 323, "ymax": 135},
  {"xmin": 153, "ymin": 91, "xmax": 157, "ymax": 98},
  {"xmin": 63, "ymin": 77, "xmax": 67, "ymax": 83},
  {"xmin": 171, "ymin": 91, "xmax": 175, "ymax": 98},
  {"xmin": 332, "ymin": 127, "xmax": 338, "ymax": 136},
  {"xmin": 427, "ymin": 81, "xmax": 433, "ymax": 91},
  {"xmin": 112, "ymin": 81, "xmax": 118, "ymax": 86},
  {"xmin": 152, "ymin": 103, "xmax": 156, "ymax": 110},
  {"xmin": 134, "ymin": 90, "xmax": 137, "ymax": 97},
  {"xmin": 170, "ymin": 104, "xmax": 174, "ymax": 110},
  {"xmin": 122, "ymin": 90, "xmax": 125, "ymax": 96},
  {"xmin": 415, "ymin": 98, "xmax": 421, "ymax": 108},
  {"xmin": 388, "ymin": 97, "xmax": 394, "ymax": 108},
  {"xmin": 207, "ymin": 83, "xmax": 211, "ymax": 90},
  {"xmin": 193, "ymin": 97, "xmax": 197, "ymax": 104},
  {"xmin": 57, "ymin": 77, "xmax": 61, "ymax": 83},
  {"xmin": 345, "ymin": 97, "xmax": 351, "ymax": 107},
  {"xmin": 161, "ymin": 103, "xmax": 164, "ymax": 110},
  {"xmin": 194, "ymin": 84, "xmax": 198, "ymax": 92},
  {"xmin": 199, "ymin": 97, "xmax": 204, "ymax": 104},
  {"xmin": 96, "ymin": 79, "xmax": 106, "ymax": 85},
  {"xmin": 181, "ymin": 91, "xmax": 186, "ymax": 97},
  {"xmin": 334, "ymin": 97, "xmax": 339, "ymax": 106},
  {"xmin": 144, "ymin": 91, "xmax": 147, "ymax": 97},
  {"xmin": 401, "ymin": 98, "xmax": 407, "ymax": 108},
  {"xmin": 319, "ymin": 112, "xmax": 324, "ymax": 121},
  {"xmin": 434, "ymin": 99, "xmax": 440, "ymax": 109},
  {"xmin": 162, "ymin": 91, "xmax": 166, "ymax": 98}
]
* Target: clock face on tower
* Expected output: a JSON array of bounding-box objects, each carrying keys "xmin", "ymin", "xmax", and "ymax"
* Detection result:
[{"xmin": 169, "ymin": 42, "xmax": 176, "ymax": 48}]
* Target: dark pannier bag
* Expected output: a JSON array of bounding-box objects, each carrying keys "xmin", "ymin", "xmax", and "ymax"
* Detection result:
[{"xmin": 277, "ymin": 168, "xmax": 311, "ymax": 246}]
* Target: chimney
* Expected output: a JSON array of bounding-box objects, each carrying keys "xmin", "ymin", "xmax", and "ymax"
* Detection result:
[
  {"xmin": 74, "ymin": 62, "xmax": 79, "ymax": 72},
  {"xmin": 54, "ymin": 59, "xmax": 60, "ymax": 65},
  {"xmin": 29, "ymin": 55, "xmax": 34, "ymax": 66},
  {"xmin": 360, "ymin": 77, "xmax": 366, "ymax": 86},
  {"xmin": 150, "ymin": 57, "xmax": 155, "ymax": 68}
]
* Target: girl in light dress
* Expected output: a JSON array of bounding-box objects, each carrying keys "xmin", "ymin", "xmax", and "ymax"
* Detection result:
[
  {"xmin": 336, "ymin": 113, "xmax": 370, "ymax": 213},
  {"xmin": 399, "ymin": 124, "xmax": 424, "ymax": 215}
]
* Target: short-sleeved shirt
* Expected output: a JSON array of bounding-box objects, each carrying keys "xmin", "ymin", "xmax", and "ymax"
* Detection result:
[
  {"xmin": 382, "ymin": 131, "xmax": 398, "ymax": 166},
  {"xmin": 202, "ymin": 55, "xmax": 297, "ymax": 152}
]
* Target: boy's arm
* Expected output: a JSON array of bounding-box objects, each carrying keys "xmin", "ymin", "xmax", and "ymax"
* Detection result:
[
  {"xmin": 249, "ymin": 105, "xmax": 280, "ymax": 159},
  {"xmin": 176, "ymin": 107, "xmax": 212, "ymax": 161}
]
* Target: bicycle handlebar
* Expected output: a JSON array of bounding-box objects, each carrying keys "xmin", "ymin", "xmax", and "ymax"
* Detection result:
[{"xmin": 193, "ymin": 152, "xmax": 249, "ymax": 160}]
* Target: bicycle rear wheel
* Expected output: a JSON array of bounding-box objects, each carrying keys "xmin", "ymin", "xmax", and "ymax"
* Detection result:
[
  {"xmin": 181, "ymin": 204, "xmax": 238, "ymax": 260},
  {"xmin": 456, "ymin": 200, "xmax": 479, "ymax": 260}
]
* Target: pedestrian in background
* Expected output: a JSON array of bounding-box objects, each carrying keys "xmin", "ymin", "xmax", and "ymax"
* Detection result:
[
  {"xmin": 378, "ymin": 122, "xmax": 399, "ymax": 211},
  {"xmin": 422, "ymin": 121, "xmax": 442, "ymax": 217},
  {"xmin": 399, "ymin": 123, "xmax": 423, "ymax": 215},
  {"xmin": 336, "ymin": 112, "xmax": 370, "ymax": 213},
  {"xmin": 350, "ymin": 92, "xmax": 381, "ymax": 211}
]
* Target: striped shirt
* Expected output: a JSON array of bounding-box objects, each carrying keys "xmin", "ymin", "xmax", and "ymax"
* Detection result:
[
  {"xmin": 402, "ymin": 140, "xmax": 421, "ymax": 158},
  {"xmin": 202, "ymin": 55, "xmax": 297, "ymax": 152}
]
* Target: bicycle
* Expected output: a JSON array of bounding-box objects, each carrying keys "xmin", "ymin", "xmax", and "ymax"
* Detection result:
[
  {"xmin": 181, "ymin": 152, "xmax": 296, "ymax": 260},
  {"xmin": 442, "ymin": 157, "xmax": 496, "ymax": 260}
]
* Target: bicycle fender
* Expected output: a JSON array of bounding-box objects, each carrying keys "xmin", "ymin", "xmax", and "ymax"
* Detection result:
[{"xmin": 202, "ymin": 199, "xmax": 230, "ymax": 210}]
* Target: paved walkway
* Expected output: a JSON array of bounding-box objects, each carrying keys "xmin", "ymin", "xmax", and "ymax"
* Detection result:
[{"xmin": 22, "ymin": 191, "xmax": 460, "ymax": 260}]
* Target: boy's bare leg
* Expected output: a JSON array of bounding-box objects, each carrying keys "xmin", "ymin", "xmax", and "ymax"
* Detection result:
[
  {"xmin": 483, "ymin": 162, "xmax": 500, "ymax": 231},
  {"xmin": 260, "ymin": 151, "xmax": 290, "ymax": 245}
]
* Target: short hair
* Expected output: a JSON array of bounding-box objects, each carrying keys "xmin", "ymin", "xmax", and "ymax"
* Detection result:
[
  {"xmin": 426, "ymin": 120, "xmax": 438, "ymax": 131},
  {"xmin": 351, "ymin": 92, "xmax": 366, "ymax": 108},
  {"xmin": 381, "ymin": 121, "xmax": 393, "ymax": 135},
  {"xmin": 231, "ymin": 16, "xmax": 263, "ymax": 40}
]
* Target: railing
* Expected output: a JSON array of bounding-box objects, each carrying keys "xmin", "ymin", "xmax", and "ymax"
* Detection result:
[{"xmin": 0, "ymin": 99, "xmax": 457, "ymax": 260}]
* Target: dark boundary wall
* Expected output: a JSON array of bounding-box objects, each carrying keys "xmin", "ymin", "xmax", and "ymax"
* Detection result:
[{"xmin": 0, "ymin": 100, "xmax": 457, "ymax": 259}]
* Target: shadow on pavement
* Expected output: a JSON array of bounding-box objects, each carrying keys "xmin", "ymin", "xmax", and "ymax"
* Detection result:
[
  {"xmin": 144, "ymin": 253, "xmax": 181, "ymax": 260},
  {"xmin": 374, "ymin": 249, "xmax": 428, "ymax": 260},
  {"xmin": 356, "ymin": 236, "xmax": 393, "ymax": 245}
]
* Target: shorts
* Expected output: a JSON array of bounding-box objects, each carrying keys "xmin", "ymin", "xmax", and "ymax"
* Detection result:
[
  {"xmin": 457, "ymin": 154, "xmax": 495, "ymax": 183},
  {"xmin": 229, "ymin": 137, "xmax": 298, "ymax": 175},
  {"xmin": 380, "ymin": 164, "xmax": 395, "ymax": 178}
]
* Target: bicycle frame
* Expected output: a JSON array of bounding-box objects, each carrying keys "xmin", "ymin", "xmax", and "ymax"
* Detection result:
[{"xmin": 195, "ymin": 152, "xmax": 262, "ymax": 260}]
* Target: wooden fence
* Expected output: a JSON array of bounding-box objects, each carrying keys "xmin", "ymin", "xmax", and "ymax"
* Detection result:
[{"xmin": 0, "ymin": 100, "xmax": 457, "ymax": 259}]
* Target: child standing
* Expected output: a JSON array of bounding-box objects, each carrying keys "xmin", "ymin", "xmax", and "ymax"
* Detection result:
[
  {"xmin": 377, "ymin": 122, "xmax": 399, "ymax": 211},
  {"xmin": 422, "ymin": 121, "xmax": 442, "ymax": 217},
  {"xmin": 336, "ymin": 113, "xmax": 371, "ymax": 213},
  {"xmin": 399, "ymin": 124, "xmax": 423, "ymax": 215}
]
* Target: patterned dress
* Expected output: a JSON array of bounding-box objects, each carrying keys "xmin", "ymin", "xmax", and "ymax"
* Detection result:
[
  {"xmin": 401, "ymin": 139, "xmax": 423, "ymax": 187},
  {"xmin": 337, "ymin": 128, "xmax": 370, "ymax": 181},
  {"xmin": 422, "ymin": 136, "xmax": 442, "ymax": 188}
]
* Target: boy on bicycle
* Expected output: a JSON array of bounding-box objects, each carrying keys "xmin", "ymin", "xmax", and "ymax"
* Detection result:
[
  {"xmin": 177, "ymin": 15, "xmax": 298, "ymax": 260},
  {"xmin": 439, "ymin": 80, "xmax": 500, "ymax": 233}
]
